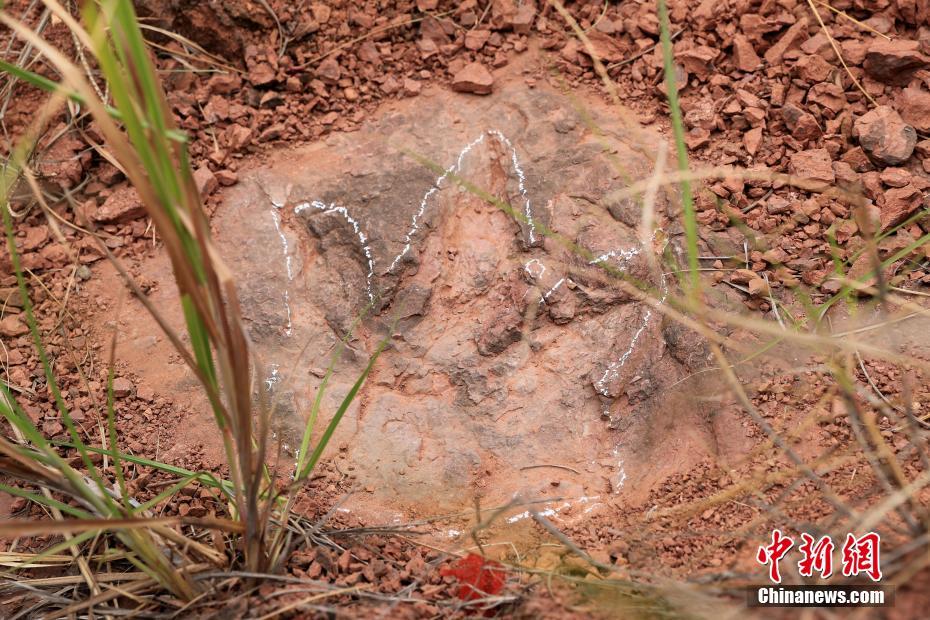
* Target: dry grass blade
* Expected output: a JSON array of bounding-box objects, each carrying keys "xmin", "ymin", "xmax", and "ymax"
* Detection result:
[
  {"xmin": 255, "ymin": 585, "xmax": 370, "ymax": 620},
  {"xmin": 804, "ymin": 0, "xmax": 878, "ymax": 108},
  {"xmin": 813, "ymin": 0, "xmax": 891, "ymax": 39},
  {"xmin": 0, "ymin": 516, "xmax": 243, "ymax": 538}
]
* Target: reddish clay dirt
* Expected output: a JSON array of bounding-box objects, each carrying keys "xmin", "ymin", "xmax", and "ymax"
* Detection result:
[{"xmin": 5, "ymin": 0, "xmax": 930, "ymax": 617}]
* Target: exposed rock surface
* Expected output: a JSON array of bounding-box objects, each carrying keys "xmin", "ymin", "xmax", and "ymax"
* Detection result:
[{"xmin": 214, "ymin": 82, "xmax": 711, "ymax": 511}]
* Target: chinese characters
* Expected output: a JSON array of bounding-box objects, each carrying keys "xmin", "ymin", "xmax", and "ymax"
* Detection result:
[{"xmin": 757, "ymin": 531, "xmax": 881, "ymax": 583}]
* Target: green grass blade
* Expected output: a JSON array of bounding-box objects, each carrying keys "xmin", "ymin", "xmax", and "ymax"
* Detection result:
[
  {"xmin": 0, "ymin": 59, "xmax": 187, "ymax": 142},
  {"xmin": 51, "ymin": 442, "xmax": 235, "ymax": 499},
  {"xmin": 132, "ymin": 473, "xmax": 201, "ymax": 514},
  {"xmin": 657, "ymin": 0, "xmax": 699, "ymax": 297},
  {"xmin": 0, "ymin": 483, "xmax": 91, "ymax": 519},
  {"xmin": 12, "ymin": 529, "xmax": 100, "ymax": 569},
  {"xmin": 298, "ymin": 335, "xmax": 390, "ymax": 481},
  {"xmin": 294, "ymin": 304, "xmax": 373, "ymax": 477},
  {"xmin": 2, "ymin": 186, "xmax": 114, "ymax": 515}
]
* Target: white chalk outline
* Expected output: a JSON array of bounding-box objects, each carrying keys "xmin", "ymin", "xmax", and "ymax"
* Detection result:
[
  {"xmin": 588, "ymin": 247, "xmax": 640, "ymax": 266},
  {"xmin": 506, "ymin": 495, "xmax": 602, "ymax": 523},
  {"xmin": 294, "ymin": 200, "xmax": 376, "ymax": 303},
  {"xmin": 487, "ymin": 129, "xmax": 535, "ymax": 244},
  {"xmin": 524, "ymin": 258, "xmax": 546, "ymax": 280},
  {"xmin": 540, "ymin": 277, "xmax": 566, "ymax": 305},
  {"xmin": 270, "ymin": 207, "xmax": 294, "ymax": 336},
  {"xmin": 386, "ymin": 133, "xmax": 488, "ymax": 273},
  {"xmin": 592, "ymin": 236, "xmax": 669, "ymax": 402},
  {"xmin": 288, "ymin": 130, "xmax": 537, "ymax": 303},
  {"xmin": 276, "ymin": 131, "xmax": 665, "ymax": 491}
]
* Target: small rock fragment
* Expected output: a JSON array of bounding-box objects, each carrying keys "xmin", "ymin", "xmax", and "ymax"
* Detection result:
[
  {"xmin": 807, "ymin": 83, "xmax": 845, "ymax": 113},
  {"xmin": 794, "ymin": 54, "xmax": 834, "ymax": 82},
  {"xmin": 578, "ymin": 30, "xmax": 628, "ymax": 63},
  {"xmin": 676, "ymin": 46, "xmax": 719, "ymax": 81},
  {"xmin": 684, "ymin": 98, "xmax": 715, "ymax": 130},
  {"xmin": 833, "ymin": 161, "xmax": 859, "ymax": 186},
  {"xmin": 840, "ymin": 147, "xmax": 874, "ymax": 172},
  {"xmin": 215, "ymin": 169, "xmax": 238, "ymax": 186},
  {"xmin": 863, "ymin": 39, "xmax": 930, "ymax": 86},
  {"xmin": 208, "ymin": 73, "xmax": 241, "ymax": 95},
  {"xmin": 310, "ymin": 3, "xmax": 331, "ymax": 24},
  {"xmin": 93, "ymin": 185, "xmax": 146, "ymax": 224},
  {"xmin": 732, "ymin": 34, "xmax": 761, "ymax": 72},
  {"xmin": 259, "ymin": 123, "xmax": 285, "ymax": 142},
  {"xmin": 357, "ymin": 41, "xmax": 380, "ymax": 65},
  {"xmin": 245, "ymin": 45, "xmax": 277, "ymax": 86},
  {"xmin": 747, "ymin": 276, "xmax": 770, "ymax": 297},
  {"xmin": 380, "ymin": 75, "xmax": 401, "ymax": 95},
  {"xmin": 898, "ymin": 87, "xmax": 930, "ymax": 133},
  {"xmin": 881, "ymin": 184, "xmax": 923, "ymax": 230},
  {"xmin": 464, "ymin": 29, "xmax": 490, "ymax": 50},
  {"xmin": 452, "ymin": 62, "xmax": 494, "ymax": 95},
  {"xmin": 112, "ymin": 377, "xmax": 133, "ymax": 398},
  {"xmin": 762, "ymin": 247, "xmax": 789, "ymax": 264},
  {"xmin": 853, "ymin": 106, "xmax": 916, "ymax": 166},
  {"xmin": 744, "ymin": 126, "xmax": 763, "ymax": 156},
  {"xmin": 764, "ymin": 18, "xmax": 809, "ymax": 65},
  {"xmin": 193, "ymin": 166, "xmax": 218, "ymax": 196},
  {"xmin": 316, "ymin": 57, "xmax": 341, "ymax": 84},
  {"xmin": 511, "ymin": 3, "xmax": 535, "ymax": 34},
  {"xmin": 137, "ymin": 384, "xmax": 155, "ymax": 402},
  {"xmin": 22, "ymin": 226, "xmax": 48, "ymax": 251},
  {"xmin": 846, "ymin": 252, "xmax": 888, "ymax": 293},
  {"xmin": 403, "ymin": 78, "xmax": 422, "ymax": 97},
  {"xmin": 879, "ymin": 167, "xmax": 911, "ymax": 188},
  {"xmin": 0, "ymin": 315, "xmax": 28, "ymax": 337},
  {"xmin": 226, "ymin": 124, "xmax": 253, "ymax": 150},
  {"xmin": 781, "ymin": 103, "xmax": 822, "ymax": 141},
  {"xmin": 788, "ymin": 148, "xmax": 835, "ymax": 186}
]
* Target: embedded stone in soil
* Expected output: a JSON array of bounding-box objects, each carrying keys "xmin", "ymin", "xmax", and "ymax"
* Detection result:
[{"xmin": 211, "ymin": 81, "xmax": 719, "ymax": 515}]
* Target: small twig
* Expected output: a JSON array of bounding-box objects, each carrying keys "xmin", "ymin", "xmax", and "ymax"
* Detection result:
[
  {"xmin": 855, "ymin": 351, "xmax": 904, "ymax": 415},
  {"xmin": 473, "ymin": 1, "xmax": 492, "ymax": 30},
  {"xmin": 804, "ymin": 0, "xmax": 878, "ymax": 108},
  {"xmin": 518, "ymin": 464, "xmax": 581, "ymax": 474},
  {"xmin": 530, "ymin": 510, "xmax": 618, "ymax": 574},
  {"xmin": 293, "ymin": 10, "xmax": 456, "ymax": 70},
  {"xmin": 741, "ymin": 189, "xmax": 773, "ymax": 213},
  {"xmin": 584, "ymin": 0, "xmax": 610, "ymax": 33},
  {"xmin": 764, "ymin": 273, "xmax": 785, "ymax": 329}
]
